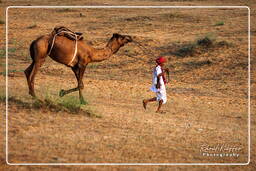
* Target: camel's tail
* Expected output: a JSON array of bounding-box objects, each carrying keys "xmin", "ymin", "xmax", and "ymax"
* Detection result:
[{"xmin": 29, "ymin": 40, "xmax": 36, "ymax": 61}]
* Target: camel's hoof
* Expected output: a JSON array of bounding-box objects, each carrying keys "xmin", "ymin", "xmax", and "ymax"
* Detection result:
[
  {"xmin": 59, "ymin": 89, "xmax": 65, "ymax": 97},
  {"xmin": 29, "ymin": 91, "xmax": 36, "ymax": 97}
]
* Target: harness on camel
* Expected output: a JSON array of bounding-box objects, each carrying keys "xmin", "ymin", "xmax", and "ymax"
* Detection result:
[{"xmin": 47, "ymin": 26, "xmax": 83, "ymax": 67}]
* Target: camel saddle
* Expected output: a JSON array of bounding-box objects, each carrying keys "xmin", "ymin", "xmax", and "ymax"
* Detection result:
[{"xmin": 51, "ymin": 26, "xmax": 83, "ymax": 40}]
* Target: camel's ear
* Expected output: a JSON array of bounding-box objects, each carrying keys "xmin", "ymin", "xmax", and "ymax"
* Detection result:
[{"xmin": 113, "ymin": 33, "xmax": 119, "ymax": 38}]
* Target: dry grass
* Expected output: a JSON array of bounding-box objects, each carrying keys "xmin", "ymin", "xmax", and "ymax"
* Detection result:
[{"xmin": 0, "ymin": 1, "xmax": 256, "ymax": 170}]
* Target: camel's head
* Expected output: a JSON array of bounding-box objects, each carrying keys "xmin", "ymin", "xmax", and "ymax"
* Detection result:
[
  {"xmin": 112, "ymin": 33, "xmax": 133, "ymax": 46},
  {"xmin": 107, "ymin": 33, "xmax": 133, "ymax": 54}
]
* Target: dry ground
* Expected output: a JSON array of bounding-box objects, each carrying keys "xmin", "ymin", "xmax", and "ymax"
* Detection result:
[{"xmin": 0, "ymin": 0, "xmax": 256, "ymax": 171}]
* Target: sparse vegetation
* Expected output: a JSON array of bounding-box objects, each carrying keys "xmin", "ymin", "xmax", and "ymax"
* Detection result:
[
  {"xmin": 57, "ymin": 8, "xmax": 75, "ymax": 13},
  {"xmin": 4, "ymin": 95, "xmax": 99, "ymax": 117},
  {"xmin": 0, "ymin": 69, "xmax": 24, "ymax": 76},
  {"xmin": 27, "ymin": 24, "xmax": 37, "ymax": 29},
  {"xmin": 58, "ymin": 96, "xmax": 84, "ymax": 113},
  {"xmin": 8, "ymin": 47, "xmax": 17, "ymax": 54},
  {"xmin": 0, "ymin": 49, "xmax": 5, "ymax": 58},
  {"xmin": 183, "ymin": 60, "xmax": 212, "ymax": 69},
  {"xmin": 0, "ymin": 94, "xmax": 6, "ymax": 103},
  {"xmin": 214, "ymin": 21, "xmax": 224, "ymax": 26},
  {"xmin": 197, "ymin": 36, "xmax": 213, "ymax": 47},
  {"xmin": 88, "ymin": 63, "xmax": 100, "ymax": 69},
  {"xmin": 172, "ymin": 35, "xmax": 220, "ymax": 57},
  {"xmin": 124, "ymin": 16, "xmax": 152, "ymax": 22},
  {"xmin": 173, "ymin": 44, "xmax": 196, "ymax": 57},
  {"xmin": 0, "ymin": 19, "xmax": 4, "ymax": 24}
]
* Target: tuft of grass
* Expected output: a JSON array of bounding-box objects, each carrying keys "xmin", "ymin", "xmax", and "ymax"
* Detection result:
[
  {"xmin": 0, "ymin": 94, "xmax": 6, "ymax": 103},
  {"xmin": 172, "ymin": 34, "xmax": 216, "ymax": 57},
  {"xmin": 163, "ymin": 13, "xmax": 181, "ymax": 20},
  {"xmin": 8, "ymin": 47, "xmax": 17, "ymax": 53},
  {"xmin": 57, "ymin": 8, "xmax": 74, "ymax": 13},
  {"xmin": 0, "ymin": 49, "xmax": 5, "ymax": 58},
  {"xmin": 183, "ymin": 60, "xmax": 212, "ymax": 69},
  {"xmin": 197, "ymin": 36, "xmax": 213, "ymax": 47},
  {"xmin": 27, "ymin": 24, "xmax": 37, "ymax": 29},
  {"xmin": 214, "ymin": 21, "xmax": 224, "ymax": 26},
  {"xmin": 88, "ymin": 63, "xmax": 100, "ymax": 69},
  {"xmin": 0, "ymin": 19, "xmax": 5, "ymax": 24},
  {"xmin": 124, "ymin": 16, "xmax": 152, "ymax": 22},
  {"xmin": 0, "ymin": 69, "xmax": 24, "ymax": 76},
  {"xmin": 216, "ymin": 40, "xmax": 231, "ymax": 47},
  {"xmin": 173, "ymin": 44, "xmax": 196, "ymax": 57},
  {"xmin": 58, "ymin": 96, "xmax": 83, "ymax": 113}
]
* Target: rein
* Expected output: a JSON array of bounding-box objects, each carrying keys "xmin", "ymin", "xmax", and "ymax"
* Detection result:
[
  {"xmin": 132, "ymin": 39, "xmax": 170, "ymax": 82},
  {"xmin": 132, "ymin": 40, "xmax": 156, "ymax": 58}
]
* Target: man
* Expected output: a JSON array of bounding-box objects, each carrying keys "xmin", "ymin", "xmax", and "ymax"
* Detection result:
[{"xmin": 143, "ymin": 56, "xmax": 169, "ymax": 113}]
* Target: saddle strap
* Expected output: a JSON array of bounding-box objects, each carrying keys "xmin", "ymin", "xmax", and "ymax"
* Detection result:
[
  {"xmin": 68, "ymin": 34, "xmax": 78, "ymax": 66},
  {"xmin": 47, "ymin": 30, "xmax": 78, "ymax": 67}
]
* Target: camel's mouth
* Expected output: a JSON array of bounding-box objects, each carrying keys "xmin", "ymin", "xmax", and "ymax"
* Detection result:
[{"xmin": 125, "ymin": 35, "xmax": 133, "ymax": 42}]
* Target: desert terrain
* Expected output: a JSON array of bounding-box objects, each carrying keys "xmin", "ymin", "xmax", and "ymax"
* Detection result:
[{"xmin": 0, "ymin": 0, "xmax": 256, "ymax": 171}]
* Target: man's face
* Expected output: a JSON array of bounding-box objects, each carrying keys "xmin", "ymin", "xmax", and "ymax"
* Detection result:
[{"xmin": 160, "ymin": 63, "xmax": 165, "ymax": 67}]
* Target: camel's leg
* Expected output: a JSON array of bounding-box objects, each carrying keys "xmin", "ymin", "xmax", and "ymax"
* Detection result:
[
  {"xmin": 59, "ymin": 65, "xmax": 86, "ymax": 104},
  {"xmin": 59, "ymin": 66, "xmax": 79, "ymax": 97},
  {"xmin": 28, "ymin": 59, "xmax": 46, "ymax": 97},
  {"xmin": 24, "ymin": 61, "xmax": 35, "ymax": 96},
  {"xmin": 25, "ymin": 39, "xmax": 47, "ymax": 97},
  {"xmin": 24, "ymin": 60, "xmax": 45, "ymax": 97},
  {"xmin": 77, "ymin": 67, "xmax": 86, "ymax": 104}
]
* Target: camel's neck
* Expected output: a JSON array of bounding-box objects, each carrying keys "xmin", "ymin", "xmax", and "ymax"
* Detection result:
[
  {"xmin": 90, "ymin": 39, "xmax": 122, "ymax": 62},
  {"xmin": 90, "ymin": 47, "xmax": 113, "ymax": 62}
]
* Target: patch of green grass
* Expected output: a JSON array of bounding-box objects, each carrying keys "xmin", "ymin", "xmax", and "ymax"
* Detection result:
[
  {"xmin": 0, "ymin": 63, "xmax": 16, "ymax": 67},
  {"xmin": 58, "ymin": 96, "xmax": 83, "ymax": 113},
  {"xmin": 8, "ymin": 48, "xmax": 17, "ymax": 53},
  {"xmin": 0, "ymin": 49, "xmax": 5, "ymax": 58},
  {"xmin": 214, "ymin": 21, "xmax": 224, "ymax": 26},
  {"xmin": 0, "ymin": 94, "xmax": 6, "ymax": 103},
  {"xmin": 5, "ymin": 95, "xmax": 100, "ymax": 117},
  {"xmin": 88, "ymin": 63, "xmax": 100, "ymax": 69},
  {"xmin": 0, "ymin": 69, "xmax": 24, "ymax": 76}
]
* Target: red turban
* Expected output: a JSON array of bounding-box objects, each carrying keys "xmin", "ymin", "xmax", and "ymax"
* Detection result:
[{"xmin": 156, "ymin": 56, "xmax": 167, "ymax": 64}]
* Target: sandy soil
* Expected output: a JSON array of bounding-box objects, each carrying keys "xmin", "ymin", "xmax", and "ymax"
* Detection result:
[{"xmin": 0, "ymin": 0, "xmax": 256, "ymax": 170}]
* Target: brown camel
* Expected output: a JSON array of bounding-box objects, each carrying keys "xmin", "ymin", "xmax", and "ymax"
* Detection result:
[{"xmin": 24, "ymin": 29, "xmax": 133, "ymax": 104}]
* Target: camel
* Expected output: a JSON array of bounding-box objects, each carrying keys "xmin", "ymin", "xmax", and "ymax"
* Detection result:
[{"xmin": 24, "ymin": 27, "xmax": 133, "ymax": 104}]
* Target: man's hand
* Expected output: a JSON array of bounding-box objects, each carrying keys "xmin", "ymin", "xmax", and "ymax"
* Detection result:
[
  {"xmin": 164, "ymin": 68, "xmax": 170, "ymax": 83},
  {"xmin": 156, "ymin": 82, "xmax": 160, "ymax": 89}
]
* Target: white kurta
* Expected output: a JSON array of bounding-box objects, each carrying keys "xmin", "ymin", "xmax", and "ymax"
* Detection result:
[{"xmin": 150, "ymin": 65, "xmax": 167, "ymax": 104}]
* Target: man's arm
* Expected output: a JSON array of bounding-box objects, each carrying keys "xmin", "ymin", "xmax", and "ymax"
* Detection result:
[{"xmin": 156, "ymin": 74, "xmax": 162, "ymax": 89}]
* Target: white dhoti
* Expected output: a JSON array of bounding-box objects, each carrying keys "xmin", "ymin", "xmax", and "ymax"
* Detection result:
[{"xmin": 150, "ymin": 65, "xmax": 167, "ymax": 104}]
